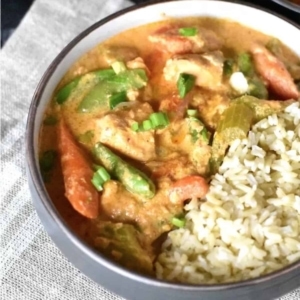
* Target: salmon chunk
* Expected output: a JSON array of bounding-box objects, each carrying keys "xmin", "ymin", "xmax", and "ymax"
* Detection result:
[
  {"xmin": 94, "ymin": 103, "xmax": 156, "ymax": 161},
  {"xmin": 149, "ymin": 26, "xmax": 222, "ymax": 54},
  {"xmin": 102, "ymin": 46, "xmax": 139, "ymax": 65}
]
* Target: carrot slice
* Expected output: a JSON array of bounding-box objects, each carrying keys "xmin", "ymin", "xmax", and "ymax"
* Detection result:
[
  {"xmin": 251, "ymin": 44, "xmax": 299, "ymax": 100},
  {"xmin": 169, "ymin": 175, "xmax": 209, "ymax": 204},
  {"xmin": 58, "ymin": 120, "xmax": 99, "ymax": 219}
]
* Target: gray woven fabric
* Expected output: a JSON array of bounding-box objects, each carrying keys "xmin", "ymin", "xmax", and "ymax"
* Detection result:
[
  {"xmin": 1, "ymin": 0, "xmax": 300, "ymax": 299},
  {"xmin": 1, "ymin": 1, "xmax": 131, "ymax": 299}
]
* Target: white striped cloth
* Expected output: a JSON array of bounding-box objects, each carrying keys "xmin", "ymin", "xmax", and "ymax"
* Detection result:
[{"xmin": 1, "ymin": 0, "xmax": 300, "ymax": 299}]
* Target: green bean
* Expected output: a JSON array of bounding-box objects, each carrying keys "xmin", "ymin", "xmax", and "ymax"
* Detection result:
[{"xmin": 93, "ymin": 143, "xmax": 156, "ymax": 199}]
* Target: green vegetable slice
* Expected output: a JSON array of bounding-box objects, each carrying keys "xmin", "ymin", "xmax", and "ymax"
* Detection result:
[
  {"xmin": 55, "ymin": 78, "xmax": 80, "ymax": 104},
  {"xmin": 211, "ymin": 103, "xmax": 254, "ymax": 174},
  {"xmin": 172, "ymin": 217, "xmax": 186, "ymax": 228},
  {"xmin": 78, "ymin": 68, "xmax": 147, "ymax": 113},
  {"xmin": 187, "ymin": 109, "xmax": 198, "ymax": 117},
  {"xmin": 109, "ymin": 91, "xmax": 127, "ymax": 109},
  {"xmin": 91, "ymin": 173, "xmax": 104, "ymax": 191},
  {"xmin": 178, "ymin": 27, "xmax": 198, "ymax": 36},
  {"xmin": 91, "ymin": 166, "xmax": 111, "ymax": 191},
  {"xmin": 142, "ymin": 120, "xmax": 153, "ymax": 131},
  {"xmin": 177, "ymin": 73, "xmax": 195, "ymax": 98},
  {"xmin": 131, "ymin": 122, "xmax": 140, "ymax": 132},
  {"xmin": 93, "ymin": 143, "xmax": 156, "ymax": 199},
  {"xmin": 238, "ymin": 53, "xmax": 254, "ymax": 76},
  {"xmin": 78, "ymin": 81, "xmax": 112, "ymax": 113},
  {"xmin": 149, "ymin": 112, "xmax": 169, "ymax": 129},
  {"xmin": 200, "ymin": 127, "xmax": 209, "ymax": 143},
  {"xmin": 55, "ymin": 69, "xmax": 115, "ymax": 104}
]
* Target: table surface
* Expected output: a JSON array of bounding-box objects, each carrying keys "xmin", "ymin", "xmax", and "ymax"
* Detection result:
[{"xmin": 1, "ymin": 1, "xmax": 299, "ymax": 300}]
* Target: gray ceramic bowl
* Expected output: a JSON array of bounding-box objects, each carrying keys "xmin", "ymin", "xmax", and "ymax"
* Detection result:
[{"xmin": 26, "ymin": 1, "xmax": 300, "ymax": 299}]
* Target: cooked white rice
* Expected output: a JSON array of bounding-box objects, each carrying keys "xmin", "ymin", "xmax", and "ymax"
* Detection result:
[{"xmin": 156, "ymin": 102, "xmax": 300, "ymax": 284}]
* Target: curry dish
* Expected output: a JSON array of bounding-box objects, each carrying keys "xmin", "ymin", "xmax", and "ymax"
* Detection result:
[{"xmin": 39, "ymin": 17, "xmax": 300, "ymax": 276}]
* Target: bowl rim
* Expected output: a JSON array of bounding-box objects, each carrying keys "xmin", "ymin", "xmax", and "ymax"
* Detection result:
[
  {"xmin": 271, "ymin": 0, "xmax": 300, "ymax": 13},
  {"xmin": 26, "ymin": 0, "xmax": 300, "ymax": 291}
]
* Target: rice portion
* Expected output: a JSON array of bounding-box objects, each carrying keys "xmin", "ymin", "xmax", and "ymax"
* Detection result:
[{"xmin": 156, "ymin": 102, "xmax": 300, "ymax": 284}]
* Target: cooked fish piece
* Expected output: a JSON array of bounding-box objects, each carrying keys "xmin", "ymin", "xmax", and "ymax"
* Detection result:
[
  {"xmin": 156, "ymin": 118, "xmax": 211, "ymax": 175},
  {"xmin": 126, "ymin": 57, "xmax": 150, "ymax": 75},
  {"xmin": 126, "ymin": 57, "xmax": 151, "ymax": 101},
  {"xmin": 102, "ymin": 46, "xmax": 139, "ymax": 65},
  {"xmin": 100, "ymin": 179, "xmax": 182, "ymax": 247},
  {"xmin": 148, "ymin": 156, "xmax": 197, "ymax": 180},
  {"xmin": 94, "ymin": 102, "xmax": 156, "ymax": 161},
  {"xmin": 149, "ymin": 26, "xmax": 222, "ymax": 54},
  {"xmin": 164, "ymin": 51, "xmax": 224, "ymax": 90},
  {"xmin": 192, "ymin": 90, "xmax": 230, "ymax": 130}
]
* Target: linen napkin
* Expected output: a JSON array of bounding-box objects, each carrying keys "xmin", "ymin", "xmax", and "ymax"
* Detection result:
[
  {"xmin": 1, "ymin": 0, "xmax": 300, "ymax": 299},
  {"xmin": 1, "ymin": 1, "xmax": 131, "ymax": 299}
]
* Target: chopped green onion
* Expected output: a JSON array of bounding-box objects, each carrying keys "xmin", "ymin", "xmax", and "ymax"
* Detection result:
[
  {"xmin": 149, "ymin": 112, "xmax": 169, "ymax": 129},
  {"xmin": 91, "ymin": 166, "xmax": 111, "ymax": 191},
  {"xmin": 172, "ymin": 217, "xmax": 186, "ymax": 228},
  {"xmin": 109, "ymin": 91, "xmax": 127, "ymax": 109},
  {"xmin": 111, "ymin": 61, "xmax": 127, "ymax": 74},
  {"xmin": 131, "ymin": 122, "xmax": 140, "ymax": 132},
  {"xmin": 96, "ymin": 167, "xmax": 111, "ymax": 182},
  {"xmin": 178, "ymin": 27, "xmax": 198, "ymax": 37},
  {"xmin": 131, "ymin": 112, "xmax": 170, "ymax": 133},
  {"xmin": 187, "ymin": 109, "xmax": 198, "ymax": 117},
  {"xmin": 177, "ymin": 73, "xmax": 195, "ymax": 98},
  {"xmin": 142, "ymin": 120, "xmax": 153, "ymax": 131},
  {"xmin": 91, "ymin": 173, "xmax": 104, "ymax": 191}
]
